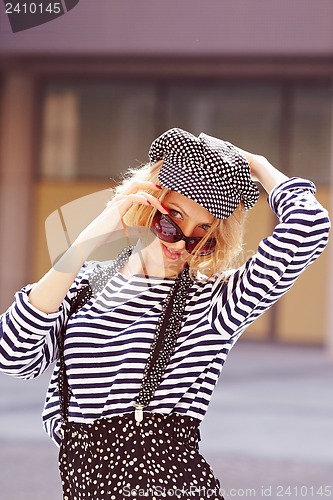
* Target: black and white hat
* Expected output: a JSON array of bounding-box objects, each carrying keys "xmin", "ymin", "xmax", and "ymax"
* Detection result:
[{"xmin": 149, "ymin": 128, "xmax": 259, "ymax": 219}]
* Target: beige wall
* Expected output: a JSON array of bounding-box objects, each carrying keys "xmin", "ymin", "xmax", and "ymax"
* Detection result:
[
  {"xmin": 32, "ymin": 180, "xmax": 113, "ymax": 282},
  {"xmin": 0, "ymin": 72, "xmax": 36, "ymax": 309}
]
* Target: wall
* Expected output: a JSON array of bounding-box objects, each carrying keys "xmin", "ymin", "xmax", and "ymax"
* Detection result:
[{"xmin": 0, "ymin": 0, "xmax": 333, "ymax": 56}]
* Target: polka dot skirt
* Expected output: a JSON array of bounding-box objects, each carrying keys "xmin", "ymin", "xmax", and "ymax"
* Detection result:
[{"xmin": 59, "ymin": 412, "xmax": 224, "ymax": 500}]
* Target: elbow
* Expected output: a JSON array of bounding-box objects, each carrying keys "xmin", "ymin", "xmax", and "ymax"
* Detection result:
[
  {"xmin": 314, "ymin": 208, "xmax": 330, "ymax": 243},
  {"xmin": 0, "ymin": 344, "xmax": 46, "ymax": 380},
  {"xmin": 305, "ymin": 210, "xmax": 331, "ymax": 257},
  {"xmin": 299, "ymin": 206, "xmax": 330, "ymax": 243},
  {"xmin": 0, "ymin": 360, "xmax": 44, "ymax": 380}
]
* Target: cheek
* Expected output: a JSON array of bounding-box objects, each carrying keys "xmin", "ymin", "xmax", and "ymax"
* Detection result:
[{"xmin": 147, "ymin": 236, "xmax": 164, "ymax": 255}]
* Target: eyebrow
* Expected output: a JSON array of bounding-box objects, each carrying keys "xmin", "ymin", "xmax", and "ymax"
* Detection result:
[{"xmin": 168, "ymin": 203, "xmax": 213, "ymax": 226}]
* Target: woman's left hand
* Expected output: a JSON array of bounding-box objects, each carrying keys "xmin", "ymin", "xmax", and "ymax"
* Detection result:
[{"xmin": 235, "ymin": 145, "xmax": 289, "ymax": 194}]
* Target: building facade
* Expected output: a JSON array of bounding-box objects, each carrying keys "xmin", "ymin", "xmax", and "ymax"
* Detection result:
[{"xmin": 0, "ymin": 0, "xmax": 332, "ymax": 344}]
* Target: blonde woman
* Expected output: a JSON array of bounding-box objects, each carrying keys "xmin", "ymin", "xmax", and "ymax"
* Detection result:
[{"xmin": 0, "ymin": 128, "xmax": 330, "ymax": 500}]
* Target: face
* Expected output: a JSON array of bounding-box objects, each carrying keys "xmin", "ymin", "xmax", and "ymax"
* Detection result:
[{"xmin": 142, "ymin": 191, "xmax": 215, "ymax": 277}]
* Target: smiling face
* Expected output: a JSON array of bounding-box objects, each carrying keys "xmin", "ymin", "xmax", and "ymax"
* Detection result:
[
  {"xmin": 117, "ymin": 161, "xmax": 247, "ymax": 279},
  {"xmin": 141, "ymin": 190, "xmax": 215, "ymax": 278}
]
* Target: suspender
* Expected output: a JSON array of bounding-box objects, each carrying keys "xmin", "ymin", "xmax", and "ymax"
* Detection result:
[
  {"xmin": 58, "ymin": 249, "xmax": 191, "ymax": 424},
  {"xmin": 58, "ymin": 284, "xmax": 92, "ymax": 422}
]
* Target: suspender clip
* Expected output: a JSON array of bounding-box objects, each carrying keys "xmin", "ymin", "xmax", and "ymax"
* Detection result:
[{"xmin": 133, "ymin": 403, "xmax": 145, "ymax": 424}]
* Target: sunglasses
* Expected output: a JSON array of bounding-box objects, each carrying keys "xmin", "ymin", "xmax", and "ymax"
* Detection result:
[{"xmin": 151, "ymin": 211, "xmax": 216, "ymax": 256}]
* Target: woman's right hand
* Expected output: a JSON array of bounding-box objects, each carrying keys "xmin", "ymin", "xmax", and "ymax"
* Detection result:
[
  {"xmin": 29, "ymin": 182, "xmax": 168, "ymax": 313},
  {"xmin": 72, "ymin": 181, "xmax": 168, "ymax": 260}
]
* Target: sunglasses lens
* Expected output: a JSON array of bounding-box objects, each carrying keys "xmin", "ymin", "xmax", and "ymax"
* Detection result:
[
  {"xmin": 151, "ymin": 212, "xmax": 181, "ymax": 243},
  {"xmin": 187, "ymin": 238, "xmax": 216, "ymax": 256},
  {"xmin": 152, "ymin": 212, "xmax": 216, "ymax": 256}
]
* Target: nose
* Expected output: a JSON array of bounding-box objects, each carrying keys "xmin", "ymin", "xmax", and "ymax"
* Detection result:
[
  {"xmin": 169, "ymin": 239, "xmax": 186, "ymax": 252},
  {"xmin": 171, "ymin": 221, "xmax": 198, "ymax": 253},
  {"xmin": 181, "ymin": 221, "xmax": 197, "ymax": 238}
]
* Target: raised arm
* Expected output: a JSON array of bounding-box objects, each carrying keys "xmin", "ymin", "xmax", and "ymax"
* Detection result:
[
  {"xmin": 236, "ymin": 147, "xmax": 289, "ymax": 194},
  {"xmin": 0, "ymin": 182, "xmax": 168, "ymax": 378},
  {"xmin": 209, "ymin": 152, "xmax": 330, "ymax": 342},
  {"xmin": 28, "ymin": 182, "xmax": 169, "ymax": 314}
]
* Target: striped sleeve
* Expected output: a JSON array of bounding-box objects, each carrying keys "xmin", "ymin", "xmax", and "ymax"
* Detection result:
[
  {"xmin": 208, "ymin": 177, "xmax": 330, "ymax": 341},
  {"xmin": 0, "ymin": 262, "xmax": 92, "ymax": 379}
]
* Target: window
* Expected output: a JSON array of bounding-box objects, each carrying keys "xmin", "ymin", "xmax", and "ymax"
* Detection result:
[
  {"xmin": 164, "ymin": 82, "xmax": 281, "ymax": 167},
  {"xmin": 290, "ymin": 83, "xmax": 332, "ymax": 184},
  {"xmin": 39, "ymin": 79, "xmax": 332, "ymax": 184},
  {"xmin": 40, "ymin": 81, "xmax": 156, "ymax": 179}
]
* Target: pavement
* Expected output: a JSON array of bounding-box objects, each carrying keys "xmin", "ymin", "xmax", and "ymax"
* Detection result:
[{"xmin": 0, "ymin": 340, "xmax": 332, "ymax": 500}]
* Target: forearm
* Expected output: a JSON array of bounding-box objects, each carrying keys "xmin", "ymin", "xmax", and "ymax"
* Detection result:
[
  {"xmin": 234, "ymin": 143, "xmax": 289, "ymax": 195},
  {"xmin": 29, "ymin": 245, "xmax": 86, "ymax": 314},
  {"xmin": 29, "ymin": 181, "xmax": 171, "ymax": 314},
  {"xmin": 251, "ymin": 155, "xmax": 289, "ymax": 194}
]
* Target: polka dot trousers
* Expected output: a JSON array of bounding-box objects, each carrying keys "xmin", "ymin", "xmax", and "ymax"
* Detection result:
[{"xmin": 59, "ymin": 412, "xmax": 224, "ymax": 500}]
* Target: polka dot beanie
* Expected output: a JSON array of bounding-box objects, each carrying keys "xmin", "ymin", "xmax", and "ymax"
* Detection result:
[{"xmin": 148, "ymin": 127, "xmax": 259, "ymax": 219}]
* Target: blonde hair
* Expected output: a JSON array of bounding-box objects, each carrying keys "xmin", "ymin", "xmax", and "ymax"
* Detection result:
[{"xmin": 113, "ymin": 161, "xmax": 248, "ymax": 280}]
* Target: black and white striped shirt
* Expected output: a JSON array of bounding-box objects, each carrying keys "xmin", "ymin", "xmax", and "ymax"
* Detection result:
[{"xmin": 0, "ymin": 178, "xmax": 330, "ymax": 446}]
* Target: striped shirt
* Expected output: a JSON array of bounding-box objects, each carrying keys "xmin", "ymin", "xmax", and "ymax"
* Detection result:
[{"xmin": 0, "ymin": 178, "xmax": 330, "ymax": 446}]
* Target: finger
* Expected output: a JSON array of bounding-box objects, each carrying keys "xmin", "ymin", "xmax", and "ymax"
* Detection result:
[
  {"xmin": 113, "ymin": 190, "xmax": 168, "ymax": 215},
  {"xmin": 125, "ymin": 192, "xmax": 169, "ymax": 214},
  {"xmin": 120, "ymin": 181, "xmax": 163, "ymax": 197}
]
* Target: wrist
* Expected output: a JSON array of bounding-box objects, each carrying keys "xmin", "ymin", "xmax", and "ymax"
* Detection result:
[
  {"xmin": 252, "ymin": 158, "xmax": 289, "ymax": 194},
  {"xmin": 249, "ymin": 154, "xmax": 270, "ymax": 179},
  {"xmin": 53, "ymin": 243, "xmax": 87, "ymax": 273}
]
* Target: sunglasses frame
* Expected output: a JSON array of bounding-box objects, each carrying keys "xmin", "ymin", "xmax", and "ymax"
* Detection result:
[{"xmin": 151, "ymin": 211, "xmax": 216, "ymax": 256}]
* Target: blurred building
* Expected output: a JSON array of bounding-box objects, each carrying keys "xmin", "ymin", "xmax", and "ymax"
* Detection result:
[{"xmin": 0, "ymin": 0, "xmax": 332, "ymax": 344}]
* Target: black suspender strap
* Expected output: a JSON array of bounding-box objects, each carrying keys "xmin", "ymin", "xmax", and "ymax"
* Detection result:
[{"xmin": 58, "ymin": 248, "xmax": 192, "ymax": 424}]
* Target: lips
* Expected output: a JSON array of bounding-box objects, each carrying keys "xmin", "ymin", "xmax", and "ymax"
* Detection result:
[{"xmin": 161, "ymin": 243, "xmax": 182, "ymax": 261}]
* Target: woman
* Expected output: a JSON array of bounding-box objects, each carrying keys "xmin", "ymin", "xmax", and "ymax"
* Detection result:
[{"xmin": 0, "ymin": 128, "xmax": 330, "ymax": 500}]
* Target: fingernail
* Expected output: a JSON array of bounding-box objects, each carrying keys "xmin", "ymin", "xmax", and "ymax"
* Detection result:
[
  {"xmin": 147, "ymin": 200, "xmax": 152, "ymax": 205},
  {"xmin": 161, "ymin": 203, "xmax": 170, "ymax": 214},
  {"xmin": 155, "ymin": 184, "xmax": 163, "ymax": 190}
]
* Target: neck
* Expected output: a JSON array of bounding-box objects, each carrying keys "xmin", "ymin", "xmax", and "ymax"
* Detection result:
[{"xmin": 120, "ymin": 249, "xmax": 184, "ymax": 279}]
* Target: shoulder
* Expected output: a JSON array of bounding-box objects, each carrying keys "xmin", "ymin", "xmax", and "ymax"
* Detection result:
[{"xmin": 192, "ymin": 269, "xmax": 233, "ymax": 290}]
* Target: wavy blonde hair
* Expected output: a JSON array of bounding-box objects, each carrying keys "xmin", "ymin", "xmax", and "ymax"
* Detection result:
[{"xmin": 113, "ymin": 161, "xmax": 248, "ymax": 280}]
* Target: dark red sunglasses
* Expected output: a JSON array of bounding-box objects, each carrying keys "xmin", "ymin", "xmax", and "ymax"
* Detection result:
[{"xmin": 151, "ymin": 211, "xmax": 216, "ymax": 256}]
